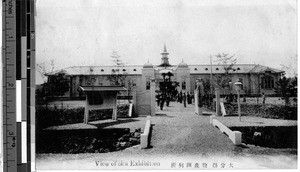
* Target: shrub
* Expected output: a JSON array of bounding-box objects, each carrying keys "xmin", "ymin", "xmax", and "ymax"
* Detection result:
[
  {"xmin": 117, "ymin": 104, "xmax": 129, "ymax": 117},
  {"xmin": 224, "ymin": 103, "xmax": 297, "ymax": 120},
  {"xmin": 36, "ymin": 106, "xmax": 84, "ymax": 130},
  {"xmin": 36, "ymin": 104, "xmax": 131, "ymax": 130}
]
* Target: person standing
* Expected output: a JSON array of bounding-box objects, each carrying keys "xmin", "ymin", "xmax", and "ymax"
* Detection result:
[
  {"xmin": 187, "ymin": 92, "xmax": 191, "ymax": 104},
  {"xmin": 156, "ymin": 93, "xmax": 160, "ymax": 106},
  {"xmin": 160, "ymin": 94, "xmax": 165, "ymax": 110},
  {"xmin": 166, "ymin": 94, "xmax": 170, "ymax": 107},
  {"xmin": 183, "ymin": 92, "xmax": 187, "ymax": 108},
  {"xmin": 179, "ymin": 91, "xmax": 183, "ymax": 103}
]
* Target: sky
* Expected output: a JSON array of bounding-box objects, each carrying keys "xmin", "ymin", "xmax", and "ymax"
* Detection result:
[{"xmin": 35, "ymin": 0, "xmax": 297, "ymax": 84}]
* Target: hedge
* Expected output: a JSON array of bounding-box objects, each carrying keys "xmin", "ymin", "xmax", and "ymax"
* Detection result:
[
  {"xmin": 224, "ymin": 103, "xmax": 297, "ymax": 120},
  {"xmin": 36, "ymin": 128, "xmax": 142, "ymax": 153},
  {"xmin": 36, "ymin": 104, "xmax": 130, "ymax": 130},
  {"xmin": 229, "ymin": 126, "xmax": 297, "ymax": 148}
]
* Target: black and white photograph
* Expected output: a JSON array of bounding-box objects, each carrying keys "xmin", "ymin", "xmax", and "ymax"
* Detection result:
[{"xmin": 12, "ymin": 0, "xmax": 299, "ymax": 170}]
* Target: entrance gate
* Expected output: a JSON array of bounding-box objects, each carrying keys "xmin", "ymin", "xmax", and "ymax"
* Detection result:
[
  {"xmin": 134, "ymin": 90, "xmax": 151, "ymax": 116},
  {"xmin": 133, "ymin": 79, "xmax": 156, "ymax": 116}
]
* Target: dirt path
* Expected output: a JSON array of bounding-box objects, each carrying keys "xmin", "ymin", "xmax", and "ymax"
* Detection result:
[{"xmin": 36, "ymin": 101, "xmax": 297, "ymax": 170}]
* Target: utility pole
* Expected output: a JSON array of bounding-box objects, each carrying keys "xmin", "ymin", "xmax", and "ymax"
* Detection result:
[{"xmin": 209, "ymin": 55, "xmax": 213, "ymax": 95}]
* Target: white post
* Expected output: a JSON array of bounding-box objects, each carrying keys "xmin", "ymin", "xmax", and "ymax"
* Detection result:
[
  {"xmin": 112, "ymin": 107, "xmax": 117, "ymax": 120},
  {"xmin": 132, "ymin": 87, "xmax": 137, "ymax": 117},
  {"xmin": 150, "ymin": 79, "xmax": 156, "ymax": 116},
  {"xmin": 235, "ymin": 79, "xmax": 242, "ymax": 122},
  {"xmin": 84, "ymin": 95, "xmax": 89, "ymax": 124},
  {"xmin": 237, "ymin": 90, "xmax": 241, "ymax": 121},
  {"xmin": 195, "ymin": 79, "xmax": 203, "ymax": 115},
  {"xmin": 194, "ymin": 91, "xmax": 198, "ymax": 114},
  {"xmin": 112, "ymin": 93, "xmax": 118, "ymax": 120},
  {"xmin": 215, "ymin": 88, "xmax": 220, "ymax": 116}
]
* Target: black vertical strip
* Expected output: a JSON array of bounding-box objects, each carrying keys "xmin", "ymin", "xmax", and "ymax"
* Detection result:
[
  {"xmin": 27, "ymin": 14, "xmax": 31, "ymax": 49},
  {"xmin": 27, "ymin": 70, "xmax": 31, "ymax": 87},
  {"xmin": 16, "ymin": 122, "xmax": 21, "ymax": 168},
  {"xmin": 21, "ymin": 0, "xmax": 27, "ymax": 36},
  {"xmin": 16, "ymin": 0, "xmax": 21, "ymax": 80},
  {"xmin": 27, "ymin": 88, "xmax": 30, "ymax": 103},
  {"xmin": 27, "ymin": 0, "xmax": 31, "ymax": 13},
  {"xmin": 27, "ymin": 51, "xmax": 31, "ymax": 67}
]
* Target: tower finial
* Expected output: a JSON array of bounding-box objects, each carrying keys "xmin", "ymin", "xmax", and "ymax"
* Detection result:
[{"xmin": 163, "ymin": 43, "xmax": 167, "ymax": 53}]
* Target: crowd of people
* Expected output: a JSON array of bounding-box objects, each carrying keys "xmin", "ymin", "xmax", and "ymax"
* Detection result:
[{"xmin": 156, "ymin": 90, "xmax": 194, "ymax": 110}]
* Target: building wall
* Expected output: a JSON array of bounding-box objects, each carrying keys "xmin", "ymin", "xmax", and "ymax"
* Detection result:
[
  {"xmin": 176, "ymin": 68, "xmax": 191, "ymax": 93},
  {"xmin": 141, "ymin": 68, "xmax": 155, "ymax": 92},
  {"xmin": 63, "ymin": 68, "xmax": 281, "ymax": 98},
  {"xmin": 189, "ymin": 72, "xmax": 280, "ymax": 95},
  {"xmin": 190, "ymin": 74, "xmax": 211, "ymax": 93},
  {"xmin": 68, "ymin": 74, "xmax": 142, "ymax": 98}
]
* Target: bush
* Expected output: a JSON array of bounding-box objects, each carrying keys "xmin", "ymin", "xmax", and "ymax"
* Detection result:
[
  {"xmin": 36, "ymin": 104, "xmax": 131, "ymax": 130},
  {"xmin": 117, "ymin": 104, "xmax": 129, "ymax": 117},
  {"xmin": 229, "ymin": 126, "xmax": 297, "ymax": 148},
  {"xmin": 36, "ymin": 106, "xmax": 84, "ymax": 130},
  {"xmin": 224, "ymin": 103, "xmax": 297, "ymax": 120},
  {"xmin": 89, "ymin": 109, "xmax": 112, "ymax": 121},
  {"xmin": 36, "ymin": 128, "xmax": 141, "ymax": 153}
]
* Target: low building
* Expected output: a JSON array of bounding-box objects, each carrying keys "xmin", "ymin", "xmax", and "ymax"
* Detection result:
[{"xmin": 47, "ymin": 45, "xmax": 284, "ymax": 99}]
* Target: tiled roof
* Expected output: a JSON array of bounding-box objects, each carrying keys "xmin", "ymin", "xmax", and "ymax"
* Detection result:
[
  {"xmin": 48, "ymin": 64, "xmax": 283, "ymax": 76},
  {"xmin": 189, "ymin": 64, "xmax": 284, "ymax": 74},
  {"xmin": 47, "ymin": 66, "xmax": 143, "ymax": 75}
]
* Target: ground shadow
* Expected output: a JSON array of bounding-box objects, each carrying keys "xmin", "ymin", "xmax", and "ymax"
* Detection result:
[
  {"xmin": 145, "ymin": 124, "xmax": 155, "ymax": 149},
  {"xmin": 236, "ymin": 144, "xmax": 249, "ymax": 148},
  {"xmin": 90, "ymin": 118, "xmax": 139, "ymax": 129},
  {"xmin": 246, "ymin": 121, "xmax": 265, "ymax": 124},
  {"xmin": 202, "ymin": 113, "xmax": 213, "ymax": 116},
  {"xmin": 155, "ymin": 113, "xmax": 174, "ymax": 118}
]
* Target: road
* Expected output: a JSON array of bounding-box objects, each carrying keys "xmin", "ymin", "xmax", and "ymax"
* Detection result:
[{"xmin": 36, "ymin": 101, "xmax": 297, "ymax": 170}]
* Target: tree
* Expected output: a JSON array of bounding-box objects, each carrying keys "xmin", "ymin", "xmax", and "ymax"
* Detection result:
[
  {"xmin": 202, "ymin": 78, "xmax": 213, "ymax": 107},
  {"xmin": 281, "ymin": 55, "xmax": 297, "ymax": 78},
  {"xmin": 213, "ymin": 53, "xmax": 237, "ymax": 96},
  {"xmin": 106, "ymin": 51, "xmax": 127, "ymax": 86},
  {"xmin": 47, "ymin": 72, "xmax": 70, "ymax": 97},
  {"xmin": 106, "ymin": 51, "xmax": 134, "ymax": 102},
  {"xmin": 37, "ymin": 59, "xmax": 55, "ymax": 83},
  {"xmin": 275, "ymin": 76, "xmax": 297, "ymax": 106},
  {"xmin": 36, "ymin": 60, "xmax": 70, "ymax": 105}
]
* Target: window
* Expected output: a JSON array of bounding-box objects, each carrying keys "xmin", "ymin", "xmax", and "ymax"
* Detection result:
[
  {"xmin": 123, "ymin": 69, "xmax": 126, "ymax": 71},
  {"xmin": 101, "ymin": 69, "xmax": 104, "ymax": 72},
  {"xmin": 146, "ymin": 78, "xmax": 150, "ymax": 90},
  {"xmin": 194, "ymin": 68, "xmax": 197, "ymax": 70},
  {"xmin": 133, "ymin": 69, "xmax": 137, "ymax": 71},
  {"xmin": 261, "ymin": 75, "xmax": 274, "ymax": 89},
  {"xmin": 237, "ymin": 67, "xmax": 240, "ymax": 70},
  {"xmin": 205, "ymin": 68, "xmax": 208, "ymax": 70},
  {"xmin": 239, "ymin": 78, "xmax": 244, "ymax": 90},
  {"xmin": 182, "ymin": 81, "xmax": 186, "ymax": 90},
  {"xmin": 216, "ymin": 68, "xmax": 219, "ymax": 70}
]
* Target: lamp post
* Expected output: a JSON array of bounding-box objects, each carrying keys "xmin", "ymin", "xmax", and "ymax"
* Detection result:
[{"xmin": 234, "ymin": 79, "xmax": 242, "ymax": 121}]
